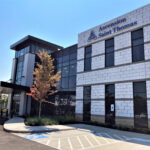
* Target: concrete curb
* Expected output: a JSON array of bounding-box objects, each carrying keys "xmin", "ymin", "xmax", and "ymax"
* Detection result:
[
  {"xmin": 3, "ymin": 117, "xmax": 77, "ymax": 134},
  {"xmin": 3, "ymin": 126, "xmax": 76, "ymax": 133}
]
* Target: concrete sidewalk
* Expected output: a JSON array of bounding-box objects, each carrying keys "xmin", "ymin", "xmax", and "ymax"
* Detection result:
[{"xmin": 3, "ymin": 117, "xmax": 76, "ymax": 133}]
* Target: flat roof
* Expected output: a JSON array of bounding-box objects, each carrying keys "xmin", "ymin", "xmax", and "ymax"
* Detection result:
[{"xmin": 10, "ymin": 35, "xmax": 64, "ymax": 51}]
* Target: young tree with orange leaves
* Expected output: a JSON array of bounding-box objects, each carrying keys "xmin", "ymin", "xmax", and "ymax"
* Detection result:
[{"xmin": 27, "ymin": 51, "xmax": 61, "ymax": 118}]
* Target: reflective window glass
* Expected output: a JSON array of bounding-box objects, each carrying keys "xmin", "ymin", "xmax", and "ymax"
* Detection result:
[
  {"xmin": 105, "ymin": 53, "xmax": 114, "ymax": 67},
  {"xmin": 69, "ymin": 64, "xmax": 76, "ymax": 76},
  {"xmin": 63, "ymin": 55, "xmax": 69, "ymax": 62},
  {"xmin": 70, "ymin": 53, "xmax": 77, "ymax": 60},
  {"xmin": 62, "ymin": 77, "xmax": 69, "ymax": 89},
  {"xmin": 84, "ymin": 45, "xmax": 92, "ymax": 71},
  {"xmin": 105, "ymin": 84, "xmax": 115, "ymax": 99},
  {"xmin": 69, "ymin": 76, "xmax": 76, "ymax": 88},
  {"xmin": 62, "ymin": 66, "xmax": 69, "ymax": 77},
  {"xmin": 132, "ymin": 29, "xmax": 144, "ymax": 62},
  {"xmin": 83, "ymin": 86, "xmax": 91, "ymax": 100},
  {"xmin": 132, "ymin": 29, "xmax": 143, "ymax": 40},
  {"xmin": 133, "ymin": 81, "xmax": 146, "ymax": 100},
  {"xmin": 105, "ymin": 38, "xmax": 114, "ymax": 67}
]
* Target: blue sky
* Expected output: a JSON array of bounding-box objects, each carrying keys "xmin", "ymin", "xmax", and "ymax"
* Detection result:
[{"xmin": 0, "ymin": 0, "xmax": 149, "ymax": 81}]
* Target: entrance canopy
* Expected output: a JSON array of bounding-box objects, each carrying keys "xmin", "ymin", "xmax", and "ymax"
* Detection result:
[{"xmin": 0, "ymin": 81, "xmax": 30, "ymax": 94}]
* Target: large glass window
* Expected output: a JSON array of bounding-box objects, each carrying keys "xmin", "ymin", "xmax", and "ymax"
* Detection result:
[
  {"xmin": 105, "ymin": 38, "xmax": 114, "ymax": 67},
  {"xmin": 70, "ymin": 52, "xmax": 77, "ymax": 60},
  {"xmin": 69, "ymin": 76, "xmax": 76, "ymax": 88},
  {"xmin": 84, "ymin": 45, "xmax": 92, "ymax": 71},
  {"xmin": 105, "ymin": 84, "xmax": 115, "ymax": 99},
  {"xmin": 55, "ymin": 46, "xmax": 77, "ymax": 91},
  {"xmin": 69, "ymin": 63, "xmax": 76, "ymax": 76},
  {"xmin": 133, "ymin": 81, "xmax": 148, "ymax": 128},
  {"xmin": 62, "ymin": 66, "xmax": 69, "ymax": 77},
  {"xmin": 83, "ymin": 86, "xmax": 91, "ymax": 121},
  {"xmin": 133, "ymin": 81, "xmax": 146, "ymax": 100},
  {"xmin": 84, "ymin": 86, "xmax": 91, "ymax": 100},
  {"xmin": 15, "ymin": 46, "xmax": 30, "ymax": 58},
  {"xmin": 62, "ymin": 77, "xmax": 69, "ymax": 89},
  {"xmin": 15, "ymin": 56, "xmax": 24, "ymax": 85},
  {"xmin": 131, "ymin": 29, "xmax": 144, "ymax": 62}
]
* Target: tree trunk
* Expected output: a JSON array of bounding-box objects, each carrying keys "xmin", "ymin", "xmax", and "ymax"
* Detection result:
[{"xmin": 39, "ymin": 102, "xmax": 42, "ymax": 118}]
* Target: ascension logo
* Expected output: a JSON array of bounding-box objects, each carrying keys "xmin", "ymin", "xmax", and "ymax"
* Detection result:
[{"xmin": 87, "ymin": 30, "xmax": 97, "ymax": 42}]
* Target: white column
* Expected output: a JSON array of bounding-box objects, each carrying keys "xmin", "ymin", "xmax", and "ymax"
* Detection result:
[
  {"xmin": 21, "ymin": 53, "xmax": 35, "ymax": 87},
  {"xmin": 7, "ymin": 93, "xmax": 12, "ymax": 115},
  {"xmin": 11, "ymin": 58, "xmax": 17, "ymax": 83},
  {"xmin": 19, "ymin": 91, "xmax": 26, "ymax": 116}
]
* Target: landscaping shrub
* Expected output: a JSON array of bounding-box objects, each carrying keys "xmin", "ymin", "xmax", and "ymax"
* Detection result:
[
  {"xmin": 26, "ymin": 117, "xmax": 58, "ymax": 126},
  {"xmin": 25, "ymin": 115, "xmax": 75, "ymax": 126}
]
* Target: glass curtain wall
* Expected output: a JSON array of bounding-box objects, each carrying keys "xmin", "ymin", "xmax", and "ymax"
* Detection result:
[
  {"xmin": 56, "ymin": 46, "xmax": 77, "ymax": 91},
  {"xmin": 30, "ymin": 44, "xmax": 52, "ymax": 54},
  {"xmin": 15, "ymin": 46, "xmax": 30, "ymax": 85}
]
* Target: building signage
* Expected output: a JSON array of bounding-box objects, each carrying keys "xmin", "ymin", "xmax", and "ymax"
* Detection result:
[{"xmin": 88, "ymin": 18, "xmax": 137, "ymax": 42}]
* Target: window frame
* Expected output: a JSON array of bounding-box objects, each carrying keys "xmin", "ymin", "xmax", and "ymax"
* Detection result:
[
  {"xmin": 131, "ymin": 28, "xmax": 145, "ymax": 62},
  {"xmin": 84, "ymin": 45, "xmax": 92, "ymax": 71},
  {"xmin": 105, "ymin": 38, "xmax": 114, "ymax": 67}
]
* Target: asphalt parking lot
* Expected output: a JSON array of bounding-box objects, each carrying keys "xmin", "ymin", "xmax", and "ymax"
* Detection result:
[{"xmin": 13, "ymin": 124, "xmax": 150, "ymax": 150}]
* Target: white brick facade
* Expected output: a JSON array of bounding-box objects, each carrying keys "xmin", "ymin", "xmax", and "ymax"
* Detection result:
[
  {"xmin": 77, "ymin": 62, "xmax": 150, "ymax": 86},
  {"xmin": 77, "ymin": 47, "xmax": 84, "ymax": 60},
  {"xmin": 115, "ymin": 32, "xmax": 131, "ymax": 50},
  {"xmin": 76, "ymin": 87, "xmax": 83, "ymax": 99},
  {"xmin": 146, "ymin": 80, "xmax": 150, "ymax": 98},
  {"xmin": 75, "ymin": 101, "xmax": 83, "ymax": 114},
  {"xmin": 147, "ymin": 101, "xmax": 150, "ymax": 119},
  {"xmin": 116, "ymin": 101, "xmax": 134, "ymax": 118},
  {"xmin": 92, "ymin": 55, "xmax": 104, "ymax": 70},
  {"xmin": 77, "ymin": 60, "xmax": 84, "ymax": 73},
  {"xmin": 92, "ymin": 41, "xmax": 105, "ymax": 56},
  {"xmin": 115, "ymin": 48, "xmax": 132, "ymax": 65},
  {"xmin": 76, "ymin": 4, "xmax": 150, "ymax": 128},
  {"xmin": 144, "ymin": 25, "xmax": 150, "ymax": 42},
  {"xmin": 144, "ymin": 43, "xmax": 150, "ymax": 60},
  {"xmin": 91, "ymin": 101, "xmax": 105, "ymax": 115},
  {"xmin": 91, "ymin": 85, "xmax": 105, "ymax": 99},
  {"xmin": 115, "ymin": 82, "xmax": 133, "ymax": 99},
  {"xmin": 78, "ymin": 5, "xmax": 150, "ymax": 48}
]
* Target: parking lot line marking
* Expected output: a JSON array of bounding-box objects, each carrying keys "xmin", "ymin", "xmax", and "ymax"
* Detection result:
[
  {"xmin": 97, "ymin": 133, "xmax": 110, "ymax": 144},
  {"xmin": 84, "ymin": 135, "xmax": 93, "ymax": 147},
  {"xmin": 57, "ymin": 138, "xmax": 61, "ymax": 149},
  {"xmin": 77, "ymin": 136, "xmax": 84, "ymax": 149},
  {"xmin": 46, "ymin": 139, "xmax": 50, "ymax": 145},
  {"xmin": 68, "ymin": 137, "xmax": 73, "ymax": 150},
  {"xmin": 91, "ymin": 134, "xmax": 102, "ymax": 145},
  {"xmin": 103, "ymin": 133, "xmax": 116, "ymax": 143},
  {"xmin": 78, "ymin": 139, "xmax": 122, "ymax": 150},
  {"xmin": 113, "ymin": 134, "xmax": 125, "ymax": 141}
]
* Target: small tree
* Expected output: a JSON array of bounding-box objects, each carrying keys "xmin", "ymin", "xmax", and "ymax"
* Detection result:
[{"xmin": 27, "ymin": 51, "xmax": 61, "ymax": 118}]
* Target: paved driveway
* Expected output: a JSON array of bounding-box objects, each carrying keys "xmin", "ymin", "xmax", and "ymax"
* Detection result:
[{"xmin": 13, "ymin": 124, "xmax": 150, "ymax": 150}]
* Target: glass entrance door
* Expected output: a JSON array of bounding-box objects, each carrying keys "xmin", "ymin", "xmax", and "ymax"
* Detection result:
[
  {"xmin": 105, "ymin": 84, "xmax": 115, "ymax": 125},
  {"xmin": 13, "ymin": 100, "xmax": 20, "ymax": 116},
  {"xmin": 12, "ymin": 92, "xmax": 21, "ymax": 116}
]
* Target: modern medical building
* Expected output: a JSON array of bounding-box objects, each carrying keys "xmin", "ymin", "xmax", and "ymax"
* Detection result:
[
  {"xmin": 0, "ymin": 36, "xmax": 77, "ymax": 117},
  {"xmin": 1, "ymin": 4, "xmax": 150, "ymax": 129}
]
